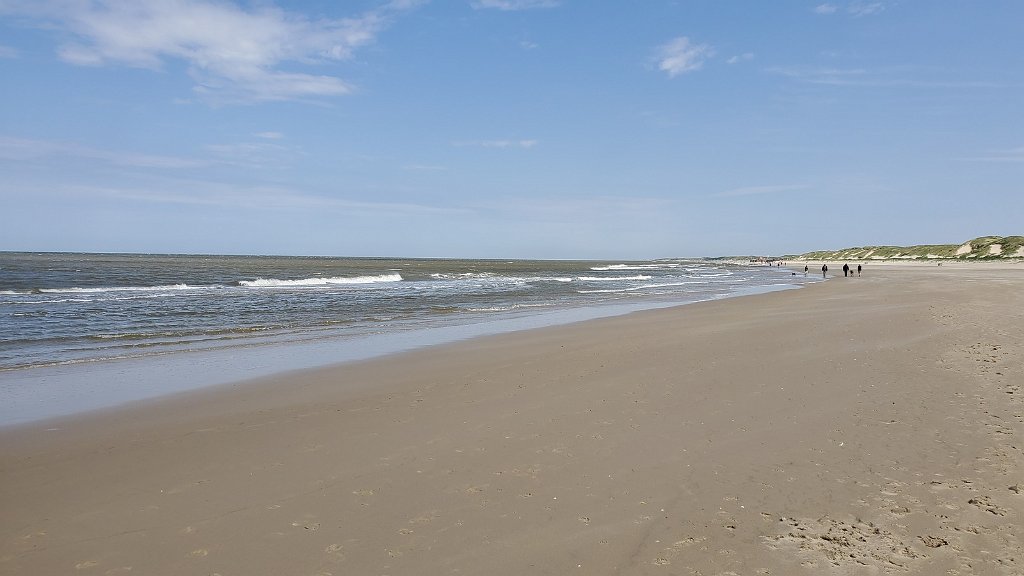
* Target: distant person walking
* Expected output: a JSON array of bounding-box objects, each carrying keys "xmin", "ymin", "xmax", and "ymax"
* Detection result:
[
  {"xmin": 821, "ymin": 264, "xmax": 828, "ymax": 278},
  {"xmin": 857, "ymin": 264, "xmax": 862, "ymax": 277},
  {"xmin": 804, "ymin": 265, "xmax": 809, "ymax": 276},
  {"xmin": 843, "ymin": 263, "xmax": 850, "ymax": 277}
]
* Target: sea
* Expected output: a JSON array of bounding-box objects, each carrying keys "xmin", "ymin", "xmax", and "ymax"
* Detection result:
[{"xmin": 0, "ymin": 252, "xmax": 814, "ymax": 424}]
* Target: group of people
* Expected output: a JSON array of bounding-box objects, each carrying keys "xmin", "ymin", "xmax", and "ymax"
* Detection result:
[{"xmin": 805, "ymin": 263, "xmax": 861, "ymax": 278}]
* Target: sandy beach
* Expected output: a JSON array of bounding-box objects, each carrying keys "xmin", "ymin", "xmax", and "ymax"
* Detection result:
[{"xmin": 2, "ymin": 264, "xmax": 1022, "ymax": 575}]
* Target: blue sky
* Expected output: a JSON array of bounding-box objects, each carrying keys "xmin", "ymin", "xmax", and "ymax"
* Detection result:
[{"xmin": 1, "ymin": 0, "xmax": 1021, "ymax": 258}]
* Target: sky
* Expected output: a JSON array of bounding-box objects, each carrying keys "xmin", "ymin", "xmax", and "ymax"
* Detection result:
[{"xmin": 0, "ymin": 0, "xmax": 1021, "ymax": 259}]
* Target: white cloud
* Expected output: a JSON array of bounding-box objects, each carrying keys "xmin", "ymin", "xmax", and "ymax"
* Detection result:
[
  {"xmin": 254, "ymin": 132, "xmax": 285, "ymax": 140},
  {"xmin": 714, "ymin": 184, "xmax": 810, "ymax": 198},
  {"xmin": 62, "ymin": 180, "xmax": 467, "ymax": 216},
  {"xmin": 726, "ymin": 52, "xmax": 754, "ymax": 65},
  {"xmin": 961, "ymin": 147, "xmax": 1024, "ymax": 163},
  {"xmin": 454, "ymin": 139, "xmax": 538, "ymax": 149},
  {"xmin": 814, "ymin": 2, "xmax": 887, "ymax": 17},
  {"xmin": 0, "ymin": 135, "xmax": 206, "ymax": 168},
  {"xmin": 0, "ymin": 45, "xmax": 18, "ymax": 58},
  {"xmin": 655, "ymin": 37, "xmax": 713, "ymax": 78},
  {"xmin": 0, "ymin": 0, "xmax": 421, "ymax": 103},
  {"xmin": 0, "ymin": 134, "xmax": 298, "ymax": 170},
  {"xmin": 766, "ymin": 66, "xmax": 869, "ymax": 85},
  {"xmin": 848, "ymin": 1, "xmax": 885, "ymax": 16},
  {"xmin": 768, "ymin": 65, "xmax": 999, "ymax": 88},
  {"xmin": 203, "ymin": 141, "xmax": 296, "ymax": 168},
  {"xmin": 471, "ymin": 0, "xmax": 561, "ymax": 10}
]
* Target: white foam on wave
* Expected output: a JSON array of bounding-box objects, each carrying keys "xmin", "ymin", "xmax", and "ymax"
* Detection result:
[
  {"xmin": 577, "ymin": 280, "xmax": 704, "ymax": 294},
  {"xmin": 430, "ymin": 272, "xmax": 496, "ymax": 280},
  {"xmin": 688, "ymin": 270, "xmax": 733, "ymax": 278},
  {"xmin": 577, "ymin": 287, "xmax": 638, "ymax": 294},
  {"xmin": 240, "ymin": 274, "xmax": 402, "ymax": 288},
  {"xmin": 467, "ymin": 302, "xmax": 551, "ymax": 313},
  {"xmin": 36, "ymin": 284, "xmax": 196, "ymax": 294},
  {"xmin": 590, "ymin": 264, "xmax": 678, "ymax": 271},
  {"xmin": 427, "ymin": 274, "xmax": 571, "ymax": 286},
  {"xmin": 577, "ymin": 275, "xmax": 652, "ymax": 282}
]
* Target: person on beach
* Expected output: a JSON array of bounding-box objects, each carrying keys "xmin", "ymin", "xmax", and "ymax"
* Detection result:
[
  {"xmin": 857, "ymin": 264, "xmax": 862, "ymax": 277},
  {"xmin": 804, "ymin": 265, "xmax": 809, "ymax": 276},
  {"xmin": 821, "ymin": 264, "xmax": 828, "ymax": 278},
  {"xmin": 843, "ymin": 263, "xmax": 850, "ymax": 277}
]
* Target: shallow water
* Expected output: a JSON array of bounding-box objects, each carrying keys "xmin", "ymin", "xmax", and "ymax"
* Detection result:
[{"xmin": 0, "ymin": 253, "xmax": 812, "ymax": 424}]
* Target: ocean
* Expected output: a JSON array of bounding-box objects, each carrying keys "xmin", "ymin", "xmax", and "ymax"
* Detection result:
[{"xmin": 0, "ymin": 252, "xmax": 813, "ymax": 423}]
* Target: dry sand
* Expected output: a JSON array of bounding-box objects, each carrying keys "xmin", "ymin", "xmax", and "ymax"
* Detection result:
[{"xmin": 2, "ymin": 265, "xmax": 1022, "ymax": 575}]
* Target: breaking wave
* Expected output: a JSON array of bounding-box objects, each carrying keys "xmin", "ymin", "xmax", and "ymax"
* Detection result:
[{"xmin": 239, "ymin": 274, "xmax": 403, "ymax": 287}]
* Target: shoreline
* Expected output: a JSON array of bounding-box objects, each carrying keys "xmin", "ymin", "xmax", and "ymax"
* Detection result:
[
  {"xmin": 2, "ymin": 265, "xmax": 1021, "ymax": 574},
  {"xmin": 0, "ymin": 281, "xmax": 804, "ymax": 427}
]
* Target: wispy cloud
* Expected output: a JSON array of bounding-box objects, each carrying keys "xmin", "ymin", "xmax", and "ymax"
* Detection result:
[
  {"xmin": 848, "ymin": 1, "xmax": 886, "ymax": 17},
  {"xmin": 714, "ymin": 184, "xmax": 811, "ymax": 198},
  {"xmin": 767, "ymin": 65, "xmax": 1000, "ymax": 88},
  {"xmin": 0, "ymin": 0, "xmax": 421, "ymax": 103},
  {"xmin": 767, "ymin": 66, "xmax": 869, "ymax": 85},
  {"xmin": 654, "ymin": 37, "xmax": 713, "ymax": 78},
  {"xmin": 4, "ymin": 177, "xmax": 469, "ymax": 217},
  {"xmin": 814, "ymin": 1, "xmax": 888, "ymax": 17},
  {"xmin": 726, "ymin": 52, "xmax": 754, "ymax": 65},
  {"xmin": 470, "ymin": 0, "xmax": 561, "ymax": 10},
  {"xmin": 89, "ymin": 181, "xmax": 465, "ymax": 215},
  {"xmin": 0, "ymin": 135, "xmax": 206, "ymax": 168},
  {"xmin": 477, "ymin": 194, "xmax": 675, "ymax": 222},
  {"xmin": 254, "ymin": 132, "xmax": 285, "ymax": 140},
  {"xmin": 203, "ymin": 141, "xmax": 297, "ymax": 168},
  {"xmin": 960, "ymin": 147, "xmax": 1024, "ymax": 163},
  {"xmin": 0, "ymin": 45, "xmax": 18, "ymax": 58},
  {"xmin": 453, "ymin": 139, "xmax": 538, "ymax": 149}
]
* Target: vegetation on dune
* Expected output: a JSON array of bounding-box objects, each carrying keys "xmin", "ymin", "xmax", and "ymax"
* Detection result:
[{"xmin": 791, "ymin": 236, "xmax": 1024, "ymax": 261}]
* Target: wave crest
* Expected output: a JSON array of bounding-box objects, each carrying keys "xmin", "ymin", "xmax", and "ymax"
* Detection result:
[
  {"xmin": 239, "ymin": 274, "xmax": 402, "ymax": 287},
  {"xmin": 577, "ymin": 275, "xmax": 652, "ymax": 282}
]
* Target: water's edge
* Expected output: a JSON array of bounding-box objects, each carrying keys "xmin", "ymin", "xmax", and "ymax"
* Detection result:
[{"xmin": 0, "ymin": 283, "xmax": 801, "ymax": 426}]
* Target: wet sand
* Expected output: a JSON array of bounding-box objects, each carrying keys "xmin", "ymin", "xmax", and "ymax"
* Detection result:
[{"xmin": 2, "ymin": 264, "xmax": 1022, "ymax": 575}]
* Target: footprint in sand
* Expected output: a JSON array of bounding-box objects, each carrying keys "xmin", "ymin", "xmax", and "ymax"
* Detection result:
[
  {"xmin": 967, "ymin": 496, "xmax": 1007, "ymax": 516},
  {"xmin": 75, "ymin": 560, "xmax": 98, "ymax": 569},
  {"xmin": 188, "ymin": 549, "xmax": 208, "ymax": 558},
  {"xmin": 408, "ymin": 511, "xmax": 439, "ymax": 525}
]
